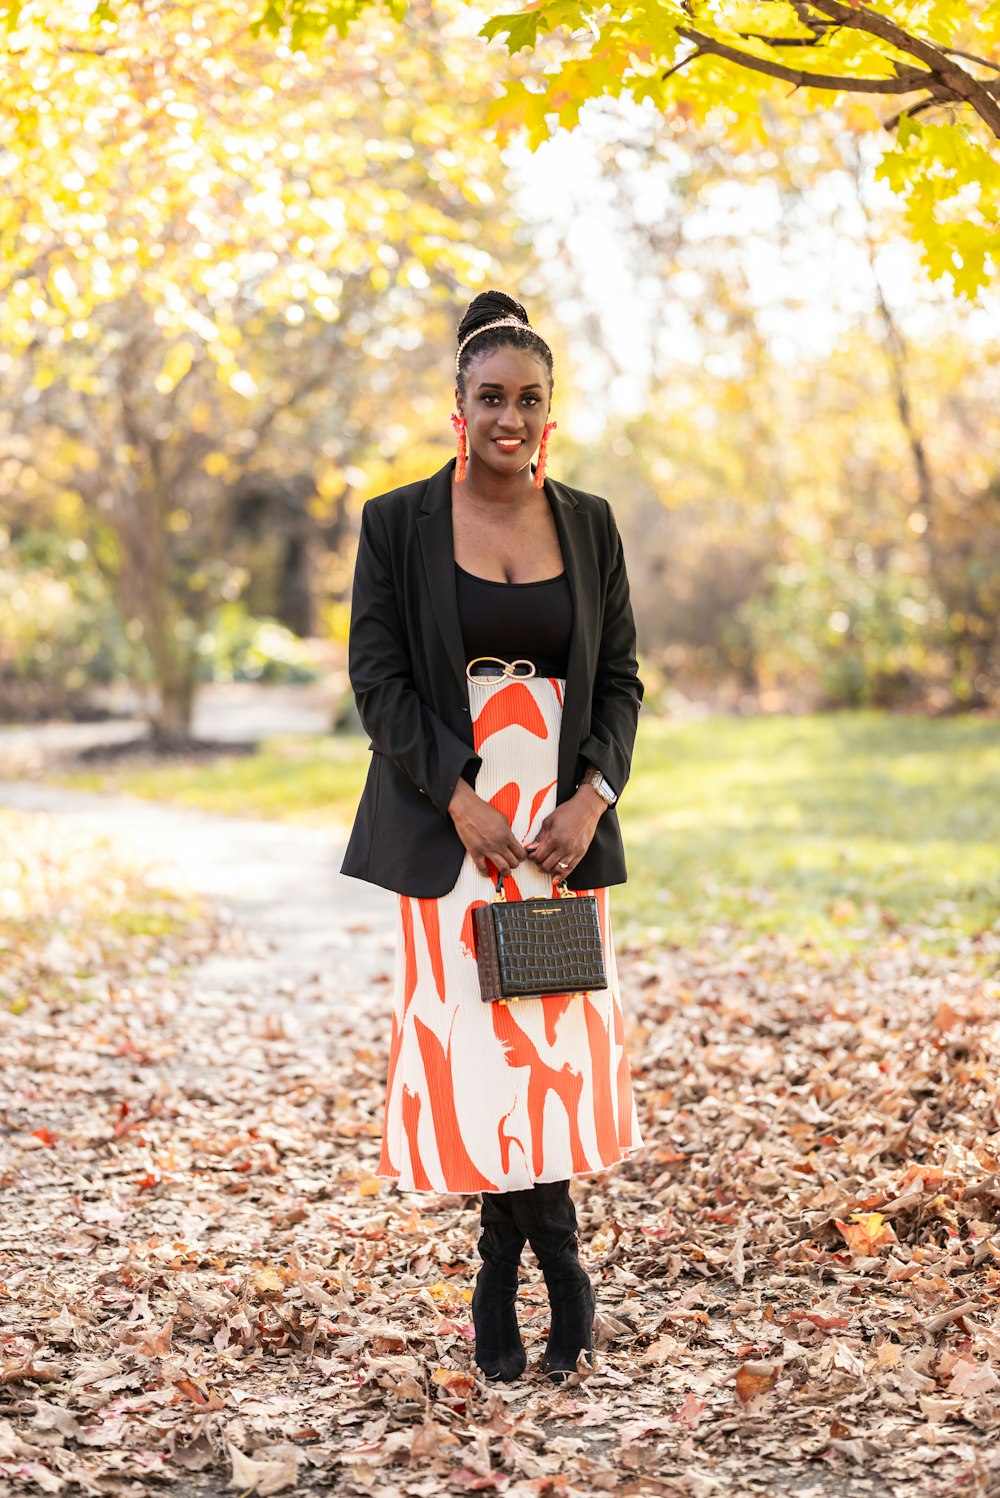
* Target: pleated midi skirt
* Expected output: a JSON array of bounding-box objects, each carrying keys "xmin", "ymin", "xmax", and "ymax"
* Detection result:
[{"xmin": 375, "ymin": 672, "xmax": 644, "ymax": 1194}]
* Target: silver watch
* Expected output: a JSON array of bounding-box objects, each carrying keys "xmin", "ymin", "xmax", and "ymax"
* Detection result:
[{"xmin": 582, "ymin": 767, "xmax": 617, "ymax": 806}]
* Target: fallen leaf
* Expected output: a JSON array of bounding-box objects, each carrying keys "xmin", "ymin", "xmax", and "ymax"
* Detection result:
[
  {"xmin": 432, "ymin": 1367, "xmax": 476, "ymax": 1398},
  {"xmin": 734, "ymin": 1361, "xmax": 779, "ymax": 1407},
  {"xmin": 226, "ymin": 1440, "xmax": 299, "ymax": 1494},
  {"xmin": 947, "ymin": 1358, "xmax": 1000, "ymax": 1398},
  {"xmin": 835, "ymin": 1212, "xmax": 897, "ymax": 1256},
  {"xmin": 672, "ymin": 1391, "xmax": 707, "ymax": 1428}
]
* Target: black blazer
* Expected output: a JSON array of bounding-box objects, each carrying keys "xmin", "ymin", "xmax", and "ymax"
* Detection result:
[{"xmin": 340, "ymin": 457, "xmax": 644, "ymax": 897}]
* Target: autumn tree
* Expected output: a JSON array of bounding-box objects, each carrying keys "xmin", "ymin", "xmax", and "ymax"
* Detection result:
[
  {"xmin": 228, "ymin": 0, "xmax": 999, "ymax": 297},
  {"xmin": 519, "ymin": 99, "xmax": 1000, "ymax": 708},
  {"xmin": 0, "ymin": 0, "xmax": 524, "ymax": 742}
]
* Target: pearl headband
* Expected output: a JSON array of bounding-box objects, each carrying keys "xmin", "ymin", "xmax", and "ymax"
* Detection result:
[{"xmin": 455, "ymin": 316, "xmax": 552, "ymax": 373}]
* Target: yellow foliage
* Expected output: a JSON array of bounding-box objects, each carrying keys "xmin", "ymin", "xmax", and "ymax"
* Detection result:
[
  {"xmin": 0, "ymin": 0, "xmax": 520, "ymax": 359},
  {"xmin": 476, "ymin": 0, "xmax": 1000, "ymax": 295},
  {"xmin": 155, "ymin": 342, "xmax": 196, "ymax": 394}
]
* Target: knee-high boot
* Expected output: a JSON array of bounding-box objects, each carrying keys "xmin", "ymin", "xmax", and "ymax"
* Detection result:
[
  {"xmin": 509, "ymin": 1179, "xmax": 596, "ymax": 1382},
  {"xmin": 472, "ymin": 1191, "xmax": 527, "ymax": 1382}
]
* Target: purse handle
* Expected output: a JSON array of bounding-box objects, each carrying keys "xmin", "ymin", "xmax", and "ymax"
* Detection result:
[{"xmin": 491, "ymin": 871, "xmax": 574, "ymax": 903}]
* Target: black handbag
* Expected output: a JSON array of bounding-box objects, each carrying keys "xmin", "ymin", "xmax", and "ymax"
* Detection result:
[{"xmin": 472, "ymin": 875, "xmax": 608, "ymax": 1005}]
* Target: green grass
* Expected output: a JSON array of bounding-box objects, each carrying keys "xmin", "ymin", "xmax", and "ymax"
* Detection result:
[
  {"xmin": 621, "ymin": 712, "xmax": 1000, "ymax": 951},
  {"xmin": 55, "ymin": 735, "xmax": 367, "ymax": 826},
  {"xmin": 104, "ymin": 905, "xmax": 201, "ymax": 938},
  {"xmin": 50, "ymin": 713, "xmax": 1000, "ymax": 953}
]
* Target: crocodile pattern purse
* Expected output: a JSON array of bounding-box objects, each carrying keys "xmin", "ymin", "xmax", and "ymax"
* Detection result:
[{"xmin": 473, "ymin": 876, "xmax": 608, "ymax": 1004}]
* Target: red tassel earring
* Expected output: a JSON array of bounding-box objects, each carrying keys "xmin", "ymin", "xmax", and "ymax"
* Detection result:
[
  {"xmin": 450, "ymin": 412, "xmax": 468, "ymax": 482},
  {"xmin": 533, "ymin": 420, "xmax": 557, "ymax": 488}
]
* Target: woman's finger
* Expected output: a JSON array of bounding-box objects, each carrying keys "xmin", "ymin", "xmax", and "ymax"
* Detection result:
[{"xmin": 532, "ymin": 840, "xmax": 563, "ymax": 870}]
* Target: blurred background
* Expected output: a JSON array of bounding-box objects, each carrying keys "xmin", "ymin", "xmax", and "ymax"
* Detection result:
[{"xmin": 2, "ymin": 0, "xmax": 998, "ymax": 950}]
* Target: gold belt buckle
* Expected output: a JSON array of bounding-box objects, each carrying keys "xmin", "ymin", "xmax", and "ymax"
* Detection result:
[{"xmin": 465, "ymin": 656, "xmax": 537, "ymax": 684}]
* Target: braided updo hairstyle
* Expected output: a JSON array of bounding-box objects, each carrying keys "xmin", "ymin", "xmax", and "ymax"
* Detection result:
[{"xmin": 455, "ymin": 290, "xmax": 554, "ymax": 397}]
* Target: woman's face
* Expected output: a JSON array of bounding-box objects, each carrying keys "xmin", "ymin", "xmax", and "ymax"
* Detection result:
[{"xmin": 456, "ymin": 345, "xmax": 552, "ymax": 482}]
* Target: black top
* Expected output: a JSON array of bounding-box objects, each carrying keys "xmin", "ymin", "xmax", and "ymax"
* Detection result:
[{"xmin": 455, "ymin": 562, "xmax": 574, "ymax": 678}]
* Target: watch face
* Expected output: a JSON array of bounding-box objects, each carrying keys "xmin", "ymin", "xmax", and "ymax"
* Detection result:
[{"xmin": 585, "ymin": 770, "xmax": 615, "ymax": 803}]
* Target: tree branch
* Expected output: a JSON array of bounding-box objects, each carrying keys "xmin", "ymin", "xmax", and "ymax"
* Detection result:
[
  {"xmin": 883, "ymin": 95, "xmax": 940, "ymax": 133},
  {"xmin": 804, "ymin": 0, "xmax": 1000, "ymax": 136},
  {"xmin": 671, "ymin": 25, "xmax": 932, "ymax": 96},
  {"xmin": 736, "ymin": 35, "xmax": 828, "ymax": 48},
  {"xmin": 789, "ymin": 1, "xmax": 830, "ymax": 41},
  {"xmin": 661, "ymin": 45, "xmax": 701, "ymax": 82},
  {"xmin": 943, "ymin": 46, "xmax": 1000, "ymax": 75},
  {"xmin": 246, "ymin": 355, "xmax": 337, "ymax": 454},
  {"xmin": 668, "ymin": 8, "xmax": 1000, "ymax": 138}
]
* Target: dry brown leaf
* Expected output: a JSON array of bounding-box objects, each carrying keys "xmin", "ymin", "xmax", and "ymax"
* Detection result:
[
  {"xmin": 432, "ymin": 1367, "xmax": 476, "ymax": 1399},
  {"xmin": 734, "ymin": 1360, "xmax": 780, "ymax": 1406},
  {"xmin": 226, "ymin": 1440, "xmax": 300, "ymax": 1494},
  {"xmin": 672, "ymin": 1391, "xmax": 707, "ymax": 1428},
  {"xmin": 947, "ymin": 1357, "xmax": 1000, "ymax": 1398}
]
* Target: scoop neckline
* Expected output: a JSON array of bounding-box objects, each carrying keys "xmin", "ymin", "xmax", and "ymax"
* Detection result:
[{"xmin": 455, "ymin": 562, "xmax": 566, "ymax": 588}]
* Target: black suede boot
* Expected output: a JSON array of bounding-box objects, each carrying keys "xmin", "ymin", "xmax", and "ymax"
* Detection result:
[
  {"xmin": 510, "ymin": 1179, "xmax": 595, "ymax": 1383},
  {"xmin": 472, "ymin": 1192, "xmax": 527, "ymax": 1382}
]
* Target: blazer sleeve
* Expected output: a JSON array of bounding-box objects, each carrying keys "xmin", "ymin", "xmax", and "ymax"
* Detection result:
[
  {"xmin": 347, "ymin": 499, "xmax": 481, "ymax": 816},
  {"xmin": 578, "ymin": 502, "xmax": 644, "ymax": 796}
]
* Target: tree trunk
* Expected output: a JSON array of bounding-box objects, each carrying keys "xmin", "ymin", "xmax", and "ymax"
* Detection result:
[{"xmin": 150, "ymin": 667, "xmax": 196, "ymax": 745}]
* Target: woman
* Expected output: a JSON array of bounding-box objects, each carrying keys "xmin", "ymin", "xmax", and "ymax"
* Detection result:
[{"xmin": 341, "ymin": 289, "xmax": 644, "ymax": 1383}]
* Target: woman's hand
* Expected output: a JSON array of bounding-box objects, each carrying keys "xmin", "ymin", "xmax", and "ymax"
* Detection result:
[
  {"xmin": 448, "ymin": 779, "xmax": 527, "ymax": 878},
  {"xmin": 525, "ymin": 785, "xmax": 606, "ymax": 879}
]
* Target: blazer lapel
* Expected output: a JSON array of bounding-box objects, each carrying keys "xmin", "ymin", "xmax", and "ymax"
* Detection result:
[
  {"xmin": 416, "ymin": 458, "xmax": 469, "ymax": 695},
  {"xmin": 545, "ymin": 476, "xmax": 597, "ymax": 792}
]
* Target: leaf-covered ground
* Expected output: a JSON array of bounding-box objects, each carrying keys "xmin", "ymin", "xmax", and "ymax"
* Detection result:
[
  {"xmin": 3, "ymin": 807, "xmax": 1000, "ymax": 1497},
  {"xmin": 0, "ymin": 808, "xmax": 220, "ymax": 1015}
]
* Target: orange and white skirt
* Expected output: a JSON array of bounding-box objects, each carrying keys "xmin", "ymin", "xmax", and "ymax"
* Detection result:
[{"xmin": 375, "ymin": 673, "xmax": 644, "ymax": 1194}]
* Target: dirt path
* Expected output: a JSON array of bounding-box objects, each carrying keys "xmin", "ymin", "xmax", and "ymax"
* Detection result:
[{"xmin": 0, "ymin": 682, "xmax": 343, "ymax": 774}]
